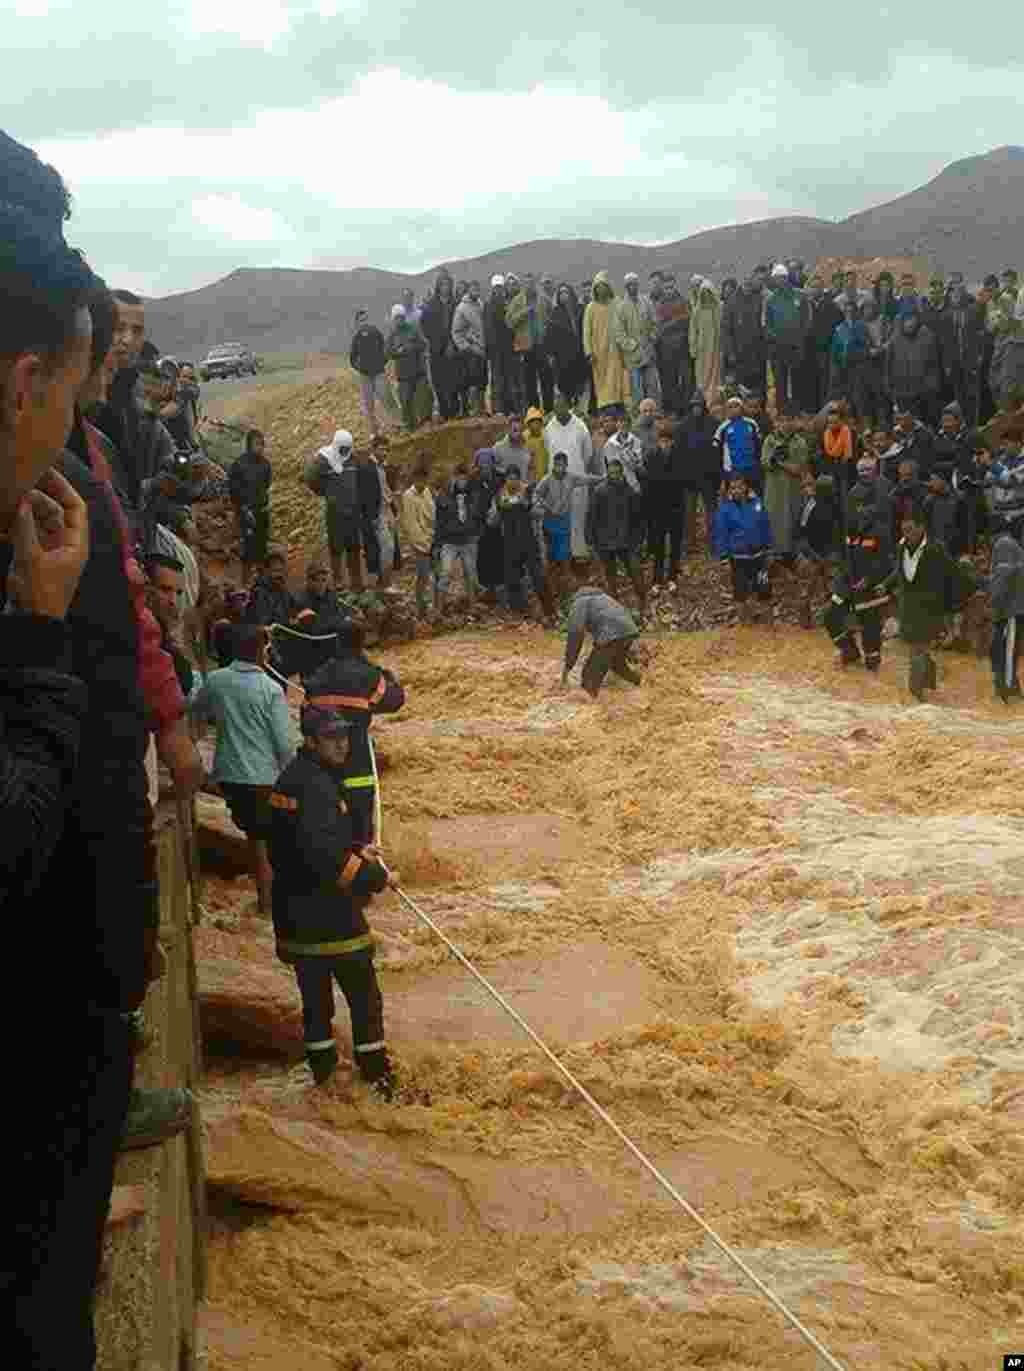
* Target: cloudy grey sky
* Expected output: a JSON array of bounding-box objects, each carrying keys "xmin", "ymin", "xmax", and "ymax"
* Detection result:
[{"xmin": 7, "ymin": 0, "xmax": 1020, "ymax": 297}]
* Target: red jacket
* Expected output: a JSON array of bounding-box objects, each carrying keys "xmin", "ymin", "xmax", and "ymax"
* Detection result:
[{"xmin": 84, "ymin": 420, "xmax": 184, "ymax": 735}]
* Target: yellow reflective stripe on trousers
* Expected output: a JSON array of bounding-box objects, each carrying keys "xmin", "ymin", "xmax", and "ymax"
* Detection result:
[
  {"xmin": 343, "ymin": 775, "xmax": 376, "ymax": 789},
  {"xmin": 278, "ymin": 933, "xmax": 374, "ymax": 959}
]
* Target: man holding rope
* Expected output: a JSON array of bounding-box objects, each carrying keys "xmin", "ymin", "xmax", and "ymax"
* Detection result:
[
  {"xmin": 304, "ymin": 618, "xmax": 405, "ymax": 844},
  {"xmin": 267, "ymin": 702, "xmax": 399, "ymax": 1096}
]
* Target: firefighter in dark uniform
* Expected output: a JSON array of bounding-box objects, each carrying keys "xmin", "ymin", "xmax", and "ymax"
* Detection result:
[
  {"xmin": 304, "ymin": 619, "xmax": 405, "ymax": 845},
  {"xmin": 268, "ymin": 702, "xmax": 398, "ymax": 1095},
  {"xmin": 823, "ymin": 502, "xmax": 894, "ymax": 670}
]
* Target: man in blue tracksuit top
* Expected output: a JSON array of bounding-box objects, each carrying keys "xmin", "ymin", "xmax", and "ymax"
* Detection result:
[
  {"xmin": 713, "ymin": 395, "xmax": 763, "ymax": 494},
  {"xmin": 713, "ymin": 474, "xmax": 774, "ymax": 622}
]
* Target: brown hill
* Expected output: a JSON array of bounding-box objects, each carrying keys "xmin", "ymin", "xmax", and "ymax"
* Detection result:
[
  {"xmin": 148, "ymin": 148, "xmax": 1024, "ymax": 358},
  {"xmin": 834, "ymin": 146, "xmax": 1024, "ymax": 280}
]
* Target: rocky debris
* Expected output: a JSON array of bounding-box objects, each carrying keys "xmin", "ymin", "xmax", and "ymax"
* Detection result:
[{"xmin": 198, "ymin": 951, "xmax": 304, "ymax": 1057}]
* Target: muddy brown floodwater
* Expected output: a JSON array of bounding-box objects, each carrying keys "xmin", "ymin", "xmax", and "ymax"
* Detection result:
[{"xmin": 201, "ymin": 623, "xmax": 1024, "ymax": 1371}]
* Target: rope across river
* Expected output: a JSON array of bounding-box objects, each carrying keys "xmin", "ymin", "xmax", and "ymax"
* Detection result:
[{"xmin": 262, "ymin": 622, "xmax": 850, "ymax": 1370}]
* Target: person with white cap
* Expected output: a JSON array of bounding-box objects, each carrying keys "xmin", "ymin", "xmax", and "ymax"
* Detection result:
[
  {"xmin": 385, "ymin": 302, "xmax": 428, "ymax": 431},
  {"xmin": 483, "ymin": 273, "xmax": 517, "ymax": 416},
  {"xmin": 615, "ymin": 271, "xmax": 660, "ymax": 405},
  {"xmin": 304, "ymin": 430, "xmax": 382, "ymax": 590},
  {"xmin": 764, "ymin": 263, "xmax": 810, "ymax": 417}
]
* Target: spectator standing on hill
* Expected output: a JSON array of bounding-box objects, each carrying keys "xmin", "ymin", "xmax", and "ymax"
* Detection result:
[
  {"xmin": 487, "ymin": 466, "xmax": 555, "ymax": 619},
  {"xmin": 690, "ymin": 279, "xmax": 722, "ymax": 406},
  {"xmin": 433, "ymin": 463, "xmax": 487, "ymax": 613},
  {"xmin": 350, "ymin": 308, "xmax": 389, "ymax": 438},
  {"xmin": 507, "ymin": 273, "xmax": 554, "ymax": 413},
  {"xmin": 676, "ymin": 391, "xmax": 722, "ymax": 546},
  {"xmin": 715, "ymin": 395, "xmax": 762, "ymax": 494},
  {"xmin": 722, "ymin": 275, "xmax": 765, "ymax": 402},
  {"xmin": 400, "ymin": 465, "xmax": 436, "ymax": 617},
  {"xmin": 586, "ymin": 455, "xmax": 647, "ymax": 612},
  {"xmin": 585, "ymin": 272, "xmax": 630, "ymax": 414},
  {"xmin": 229, "ymin": 428, "xmax": 273, "ymax": 585},
  {"xmin": 616, "ymin": 271, "xmax": 660, "ymax": 404},
  {"xmin": 451, "ymin": 279, "xmax": 487, "ymax": 416},
  {"xmin": 545, "ymin": 284, "xmax": 589, "ymax": 409},
  {"xmin": 712, "ymin": 474, "xmax": 774, "ymax": 624},
  {"xmin": 765, "ymin": 263, "xmax": 810, "ymax": 416},
  {"xmin": 484, "ymin": 275, "xmax": 517, "ymax": 416},
  {"xmin": 654, "ymin": 274, "xmax": 692, "ymax": 413},
  {"xmin": 889, "ymin": 313, "xmax": 942, "ymax": 429},
  {"xmin": 386, "ymin": 305, "xmax": 428, "ymax": 432},
  {"xmin": 420, "ymin": 272, "xmax": 459, "ymax": 420},
  {"xmin": 801, "ymin": 274, "xmax": 843, "ymax": 413},
  {"xmin": 494, "ymin": 413, "xmax": 534, "ymax": 482},
  {"xmin": 543, "ymin": 394, "xmax": 595, "ymax": 555}
]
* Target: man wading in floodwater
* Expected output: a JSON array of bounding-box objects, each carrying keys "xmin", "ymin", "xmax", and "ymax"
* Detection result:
[
  {"xmin": 560, "ymin": 562, "xmax": 643, "ymax": 698},
  {"xmin": 267, "ymin": 703, "xmax": 400, "ymax": 1097}
]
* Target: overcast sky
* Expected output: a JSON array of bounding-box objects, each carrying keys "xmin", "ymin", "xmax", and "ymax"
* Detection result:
[{"xmin": 6, "ymin": 0, "xmax": 1020, "ymax": 298}]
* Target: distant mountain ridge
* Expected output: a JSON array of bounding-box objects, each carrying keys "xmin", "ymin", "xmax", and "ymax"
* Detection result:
[{"xmin": 147, "ymin": 147, "xmax": 1024, "ymax": 357}]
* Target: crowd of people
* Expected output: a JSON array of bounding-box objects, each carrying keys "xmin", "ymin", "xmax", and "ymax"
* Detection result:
[
  {"xmin": 3, "ymin": 113, "xmax": 1024, "ymax": 1369},
  {"xmin": 348, "ymin": 262, "xmax": 1024, "ymax": 435}
]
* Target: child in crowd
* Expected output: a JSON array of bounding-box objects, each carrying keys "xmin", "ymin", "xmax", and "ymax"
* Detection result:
[{"xmin": 712, "ymin": 474, "xmax": 774, "ymax": 623}]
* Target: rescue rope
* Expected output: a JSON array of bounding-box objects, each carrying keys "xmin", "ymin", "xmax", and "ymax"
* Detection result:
[
  {"xmin": 386, "ymin": 877, "xmax": 849, "ymax": 1371},
  {"xmin": 260, "ymin": 656, "xmax": 384, "ymax": 844},
  {"xmin": 268, "ymin": 622, "xmax": 341, "ymax": 641},
  {"xmin": 260, "ymin": 642, "xmax": 847, "ymax": 1366}
]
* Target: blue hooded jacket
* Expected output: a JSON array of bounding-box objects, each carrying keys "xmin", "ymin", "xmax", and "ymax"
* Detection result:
[
  {"xmin": 714, "ymin": 415, "xmax": 761, "ymax": 478},
  {"xmin": 713, "ymin": 494, "xmax": 774, "ymax": 559}
]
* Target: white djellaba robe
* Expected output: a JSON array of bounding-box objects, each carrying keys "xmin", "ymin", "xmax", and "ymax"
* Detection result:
[{"xmin": 543, "ymin": 413, "xmax": 594, "ymax": 557}]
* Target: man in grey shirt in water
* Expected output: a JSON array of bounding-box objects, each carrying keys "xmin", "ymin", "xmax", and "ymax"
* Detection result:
[{"xmin": 561, "ymin": 564, "xmax": 642, "ymax": 698}]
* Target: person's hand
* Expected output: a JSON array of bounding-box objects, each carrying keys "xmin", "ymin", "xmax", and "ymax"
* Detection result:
[
  {"xmin": 361, "ymin": 843, "xmax": 384, "ymax": 863},
  {"xmin": 6, "ymin": 468, "xmax": 89, "ymax": 620},
  {"xmin": 158, "ymin": 718, "xmax": 204, "ymax": 797},
  {"xmin": 385, "ymin": 867, "xmax": 401, "ymax": 889}
]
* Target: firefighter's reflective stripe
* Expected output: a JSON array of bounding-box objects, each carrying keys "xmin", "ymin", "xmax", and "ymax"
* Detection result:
[
  {"xmin": 831, "ymin": 594, "xmax": 845, "ymax": 605},
  {"xmin": 355, "ymin": 1040, "xmax": 386, "ymax": 1053},
  {"xmin": 339, "ymin": 853, "xmax": 363, "ymax": 887},
  {"xmin": 269, "ymin": 792, "xmax": 298, "ymax": 811},
  {"xmin": 310, "ymin": 693, "xmax": 371, "ymax": 711},
  {"xmin": 305, "ymin": 1039, "xmax": 336, "ymax": 1051},
  {"xmin": 855, "ymin": 595, "xmax": 890, "ymax": 611},
  {"xmin": 343, "ymin": 774, "xmax": 375, "ymax": 789},
  {"xmin": 277, "ymin": 933, "xmax": 374, "ymax": 959}
]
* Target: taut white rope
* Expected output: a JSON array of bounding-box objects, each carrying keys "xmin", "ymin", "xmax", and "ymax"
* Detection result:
[{"xmin": 386, "ymin": 879, "xmax": 850, "ymax": 1371}]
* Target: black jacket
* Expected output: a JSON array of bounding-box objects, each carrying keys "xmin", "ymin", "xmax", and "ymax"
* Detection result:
[
  {"xmin": 587, "ymin": 479, "xmax": 644, "ymax": 553},
  {"xmin": 305, "ymin": 652, "xmax": 405, "ymax": 844},
  {"xmin": 806, "ymin": 295, "xmax": 844, "ymax": 355},
  {"xmin": 350, "ymin": 325, "xmax": 387, "ymax": 377},
  {"xmin": 434, "ymin": 480, "xmax": 488, "ymax": 546},
  {"xmin": 268, "ymin": 748, "xmax": 389, "ymax": 963},
  {"xmin": 483, "ymin": 296, "xmax": 514, "ymax": 360},
  {"xmin": 0, "ymin": 614, "xmax": 85, "ymax": 905},
  {"xmin": 281, "ymin": 592, "xmax": 353, "ymax": 684},
  {"xmin": 795, "ymin": 485, "xmax": 838, "ymax": 560},
  {"xmin": 420, "ymin": 294, "xmax": 456, "ymax": 358},
  {"xmin": 228, "ymin": 453, "xmax": 273, "ymax": 509},
  {"xmin": 9, "ymin": 453, "xmax": 158, "ymax": 1012},
  {"xmin": 642, "ymin": 444, "xmax": 689, "ymax": 508},
  {"xmin": 244, "ymin": 578, "xmax": 299, "ymax": 628},
  {"xmin": 674, "ymin": 404, "xmax": 722, "ymax": 485},
  {"xmin": 930, "ymin": 427, "xmax": 978, "ymax": 486},
  {"xmin": 721, "ymin": 288, "xmax": 764, "ymax": 364}
]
